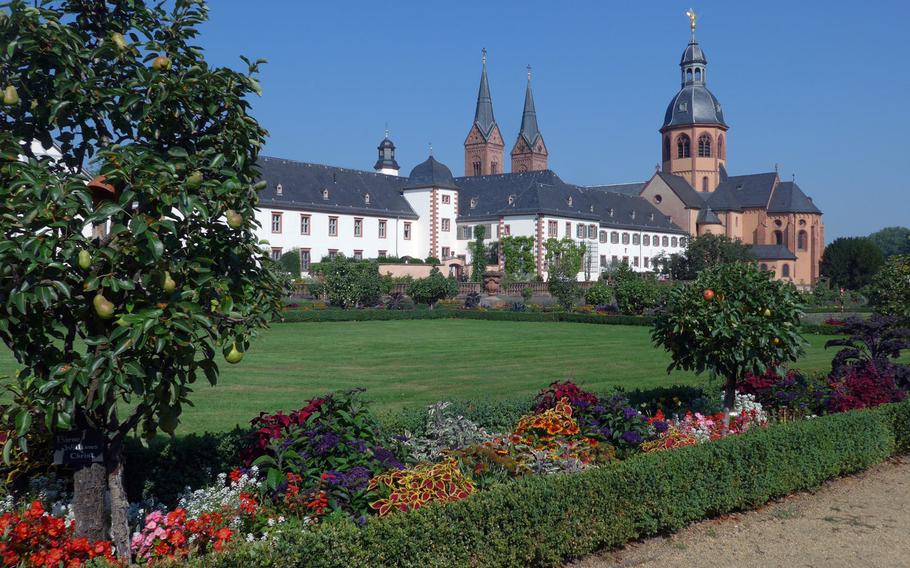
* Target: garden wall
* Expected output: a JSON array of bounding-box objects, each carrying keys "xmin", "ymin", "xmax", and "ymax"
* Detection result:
[{"xmin": 188, "ymin": 401, "xmax": 910, "ymax": 568}]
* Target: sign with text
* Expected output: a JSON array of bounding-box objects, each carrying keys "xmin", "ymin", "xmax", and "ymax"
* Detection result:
[{"xmin": 53, "ymin": 430, "xmax": 105, "ymax": 466}]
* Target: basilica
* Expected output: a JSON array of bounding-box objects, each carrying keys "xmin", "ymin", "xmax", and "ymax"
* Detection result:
[{"xmin": 255, "ymin": 16, "xmax": 824, "ymax": 286}]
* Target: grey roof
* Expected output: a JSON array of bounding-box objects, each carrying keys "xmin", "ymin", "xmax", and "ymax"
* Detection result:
[
  {"xmin": 473, "ymin": 57, "xmax": 498, "ymax": 140},
  {"xmin": 373, "ymin": 136, "xmax": 399, "ymax": 171},
  {"xmin": 663, "ymin": 84, "xmax": 726, "ymax": 128},
  {"xmin": 697, "ymin": 207, "xmax": 723, "ymax": 225},
  {"xmin": 584, "ymin": 182, "xmax": 645, "ymax": 197},
  {"xmin": 712, "ymin": 172, "xmax": 779, "ymax": 209},
  {"xmin": 768, "ymin": 181, "xmax": 822, "ymax": 214},
  {"xmin": 656, "ymin": 172, "xmax": 705, "ymax": 208},
  {"xmin": 404, "ymin": 156, "xmax": 459, "ymax": 190},
  {"xmin": 680, "ymin": 39, "xmax": 707, "ymax": 65},
  {"xmin": 750, "ymin": 244, "xmax": 797, "ymax": 261},
  {"xmin": 453, "ymin": 170, "xmax": 686, "ymax": 234},
  {"xmin": 704, "ymin": 184, "xmax": 742, "ymax": 212},
  {"xmin": 518, "ymin": 76, "xmax": 542, "ymax": 147},
  {"xmin": 256, "ymin": 157, "xmax": 418, "ymax": 219}
]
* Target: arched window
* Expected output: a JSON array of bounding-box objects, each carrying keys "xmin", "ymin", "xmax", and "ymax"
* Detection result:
[
  {"xmin": 694, "ymin": 68, "xmax": 702, "ymax": 82},
  {"xmin": 662, "ymin": 236, "xmax": 669, "ymax": 247},
  {"xmin": 671, "ymin": 237, "xmax": 678, "ymax": 247},
  {"xmin": 663, "ymin": 137, "xmax": 671, "ymax": 161},
  {"xmin": 760, "ymin": 263, "xmax": 768, "ymax": 271},
  {"xmin": 676, "ymin": 134, "xmax": 691, "ymax": 159},
  {"xmin": 773, "ymin": 230, "xmax": 784, "ymax": 246},
  {"xmin": 632, "ymin": 234, "xmax": 640, "ymax": 245},
  {"xmin": 797, "ymin": 230, "xmax": 808, "ymax": 251},
  {"xmin": 643, "ymin": 235, "xmax": 651, "ymax": 246},
  {"xmin": 782, "ymin": 264, "xmax": 790, "ymax": 278},
  {"xmin": 698, "ymin": 134, "xmax": 712, "ymax": 157},
  {"xmin": 717, "ymin": 135, "xmax": 725, "ymax": 159},
  {"xmin": 621, "ymin": 233, "xmax": 630, "ymax": 245},
  {"xmin": 472, "ymin": 161, "xmax": 481, "ymax": 176},
  {"xmin": 610, "ymin": 231, "xmax": 619, "ymax": 244},
  {"xmin": 702, "ymin": 176, "xmax": 709, "ymax": 191},
  {"xmin": 686, "ymin": 68, "xmax": 693, "ymax": 82}
]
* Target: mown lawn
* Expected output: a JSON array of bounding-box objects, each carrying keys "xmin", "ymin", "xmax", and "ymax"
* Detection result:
[{"xmin": 0, "ymin": 320, "xmax": 838, "ymax": 433}]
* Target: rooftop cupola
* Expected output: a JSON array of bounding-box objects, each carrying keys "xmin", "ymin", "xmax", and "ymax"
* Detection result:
[{"xmin": 374, "ymin": 128, "xmax": 400, "ymax": 176}]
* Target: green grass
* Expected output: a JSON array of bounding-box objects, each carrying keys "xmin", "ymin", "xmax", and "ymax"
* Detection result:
[{"xmin": 0, "ymin": 320, "xmax": 838, "ymax": 433}]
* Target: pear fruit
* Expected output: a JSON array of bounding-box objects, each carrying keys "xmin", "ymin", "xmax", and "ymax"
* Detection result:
[
  {"xmin": 151, "ymin": 56, "xmax": 171, "ymax": 71},
  {"xmin": 225, "ymin": 209, "xmax": 243, "ymax": 229},
  {"xmin": 78, "ymin": 249, "xmax": 92, "ymax": 270},
  {"xmin": 225, "ymin": 343, "xmax": 244, "ymax": 364},
  {"xmin": 2, "ymin": 86, "xmax": 18, "ymax": 106},
  {"xmin": 186, "ymin": 170, "xmax": 203, "ymax": 189},
  {"xmin": 162, "ymin": 271, "xmax": 176, "ymax": 293},
  {"xmin": 763, "ymin": 308, "xmax": 772, "ymax": 317},
  {"xmin": 111, "ymin": 32, "xmax": 128, "ymax": 51},
  {"xmin": 93, "ymin": 293, "xmax": 115, "ymax": 319}
]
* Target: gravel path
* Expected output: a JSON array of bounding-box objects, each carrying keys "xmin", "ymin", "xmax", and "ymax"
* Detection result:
[{"xmin": 569, "ymin": 457, "xmax": 910, "ymax": 568}]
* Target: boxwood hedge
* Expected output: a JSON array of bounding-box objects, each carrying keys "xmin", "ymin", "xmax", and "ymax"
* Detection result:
[{"xmin": 187, "ymin": 401, "xmax": 909, "ymax": 568}]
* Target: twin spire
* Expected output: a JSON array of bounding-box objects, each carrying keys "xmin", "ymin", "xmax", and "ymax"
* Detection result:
[{"xmin": 465, "ymin": 50, "xmax": 547, "ymax": 176}]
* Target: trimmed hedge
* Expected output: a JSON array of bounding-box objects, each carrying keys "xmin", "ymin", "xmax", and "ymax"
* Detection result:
[
  {"xmin": 188, "ymin": 401, "xmax": 909, "ymax": 568},
  {"xmin": 279, "ymin": 307, "xmax": 653, "ymax": 327}
]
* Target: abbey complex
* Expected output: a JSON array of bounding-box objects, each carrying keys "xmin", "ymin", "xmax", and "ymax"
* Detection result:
[{"xmin": 254, "ymin": 16, "xmax": 824, "ymax": 286}]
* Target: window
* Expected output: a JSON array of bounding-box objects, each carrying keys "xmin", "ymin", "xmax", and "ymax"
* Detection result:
[
  {"xmin": 472, "ymin": 161, "xmax": 481, "ymax": 176},
  {"xmin": 576, "ymin": 224, "xmax": 585, "ymax": 239},
  {"xmin": 567, "ymin": 196, "xmax": 573, "ymax": 207},
  {"xmin": 654, "ymin": 234, "xmax": 660, "ymax": 245},
  {"xmin": 599, "ymin": 231, "xmax": 607, "ymax": 243},
  {"xmin": 378, "ymin": 219, "xmax": 387, "ymax": 239},
  {"xmin": 548, "ymin": 220, "xmax": 558, "ymax": 237},
  {"xmin": 403, "ymin": 222, "xmax": 411, "ymax": 240},
  {"xmin": 300, "ymin": 214, "xmax": 310, "ymax": 235},
  {"xmin": 774, "ymin": 230, "xmax": 784, "ymax": 245},
  {"xmin": 354, "ymin": 218, "xmax": 363, "ymax": 237},
  {"xmin": 698, "ymin": 134, "xmax": 712, "ymax": 157},
  {"xmin": 671, "ymin": 237, "xmax": 678, "ymax": 247},
  {"xmin": 441, "ymin": 218, "xmax": 451, "ymax": 232},
  {"xmin": 676, "ymin": 134, "xmax": 691, "ymax": 158},
  {"xmin": 300, "ymin": 249, "xmax": 311, "ymax": 271},
  {"xmin": 322, "ymin": 188, "xmax": 329, "ymax": 201},
  {"xmin": 328, "ymin": 216, "xmax": 338, "ymax": 236},
  {"xmin": 364, "ymin": 193, "xmax": 370, "ymax": 205},
  {"xmin": 611, "ymin": 255, "xmax": 618, "ymax": 265},
  {"xmin": 622, "ymin": 256, "xmax": 629, "ymax": 265},
  {"xmin": 270, "ymin": 247, "xmax": 282, "ymax": 261},
  {"xmin": 565, "ymin": 222, "xmax": 571, "ymax": 237},
  {"xmin": 491, "ymin": 162, "xmax": 498, "ymax": 174},
  {"xmin": 644, "ymin": 257, "xmax": 650, "ymax": 268},
  {"xmin": 271, "ymin": 212, "xmax": 282, "ymax": 233},
  {"xmin": 600, "ymin": 255, "xmax": 607, "ymax": 267},
  {"xmin": 328, "ymin": 249, "xmax": 338, "ymax": 260},
  {"xmin": 662, "ymin": 236, "xmax": 669, "ymax": 247},
  {"xmin": 470, "ymin": 198, "xmax": 478, "ymax": 209},
  {"xmin": 797, "ymin": 230, "xmax": 808, "ymax": 251},
  {"xmin": 760, "ymin": 263, "xmax": 768, "ymax": 271},
  {"xmin": 622, "ymin": 233, "xmax": 630, "ymax": 245},
  {"xmin": 442, "ymin": 246, "xmax": 451, "ymax": 258},
  {"xmin": 782, "ymin": 264, "xmax": 790, "ymax": 278},
  {"xmin": 654, "ymin": 194, "xmax": 663, "ymax": 204},
  {"xmin": 276, "ymin": 183, "xmax": 283, "ymax": 195},
  {"xmin": 588, "ymin": 225, "xmax": 596, "ymax": 239},
  {"xmin": 694, "ymin": 68, "xmax": 702, "ymax": 82},
  {"xmin": 634, "ymin": 256, "xmax": 640, "ymax": 267},
  {"xmin": 442, "ymin": 194, "xmax": 451, "ymax": 204},
  {"xmin": 507, "ymin": 194, "xmax": 515, "ymax": 205},
  {"xmin": 461, "ymin": 225, "xmax": 472, "ymax": 239},
  {"xmin": 718, "ymin": 135, "xmax": 725, "ymax": 159},
  {"xmin": 378, "ymin": 250, "xmax": 387, "ymax": 258},
  {"xmin": 643, "ymin": 235, "xmax": 651, "ymax": 246},
  {"xmin": 353, "ymin": 250, "xmax": 363, "ymax": 261},
  {"xmin": 610, "ymin": 231, "xmax": 619, "ymax": 244},
  {"xmin": 503, "ymin": 224, "xmax": 511, "ymax": 236},
  {"xmin": 632, "ymin": 234, "xmax": 640, "ymax": 245},
  {"xmin": 702, "ymin": 176, "xmax": 709, "ymax": 191},
  {"xmin": 663, "ymin": 137, "xmax": 671, "ymax": 161}
]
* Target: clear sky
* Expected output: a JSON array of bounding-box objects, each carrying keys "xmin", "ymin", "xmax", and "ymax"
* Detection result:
[{"xmin": 198, "ymin": 1, "xmax": 909, "ymax": 241}]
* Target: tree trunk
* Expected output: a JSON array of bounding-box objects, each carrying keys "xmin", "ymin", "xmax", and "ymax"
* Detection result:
[
  {"xmin": 108, "ymin": 459, "xmax": 132, "ymax": 560},
  {"xmin": 722, "ymin": 376, "xmax": 737, "ymax": 430},
  {"xmin": 72, "ymin": 463, "xmax": 108, "ymax": 541}
]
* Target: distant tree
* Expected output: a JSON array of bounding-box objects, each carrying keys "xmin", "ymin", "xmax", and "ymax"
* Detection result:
[
  {"xmin": 469, "ymin": 225, "xmax": 486, "ymax": 282},
  {"xmin": 407, "ymin": 267, "xmax": 457, "ymax": 309},
  {"xmin": 279, "ymin": 249, "xmax": 301, "ymax": 276},
  {"xmin": 867, "ymin": 255, "xmax": 910, "ymax": 322},
  {"xmin": 612, "ymin": 264, "xmax": 663, "ymax": 315},
  {"xmin": 322, "ymin": 255, "xmax": 382, "ymax": 308},
  {"xmin": 658, "ymin": 234, "xmax": 755, "ymax": 281},
  {"xmin": 500, "ymin": 236, "xmax": 536, "ymax": 281},
  {"xmin": 868, "ymin": 226, "xmax": 910, "ymax": 258},
  {"xmin": 819, "ymin": 237, "xmax": 885, "ymax": 290},
  {"xmin": 545, "ymin": 238, "xmax": 586, "ymax": 310}
]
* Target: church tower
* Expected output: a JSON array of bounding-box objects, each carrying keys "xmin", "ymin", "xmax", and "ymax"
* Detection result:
[
  {"xmin": 660, "ymin": 10, "xmax": 728, "ymax": 192},
  {"xmin": 464, "ymin": 49, "xmax": 504, "ymax": 176},
  {"xmin": 510, "ymin": 65, "xmax": 548, "ymax": 173}
]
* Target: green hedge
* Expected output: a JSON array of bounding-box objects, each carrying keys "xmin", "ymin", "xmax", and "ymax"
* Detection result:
[
  {"xmin": 188, "ymin": 401, "xmax": 909, "ymax": 568},
  {"xmin": 278, "ymin": 307, "xmax": 654, "ymax": 327}
]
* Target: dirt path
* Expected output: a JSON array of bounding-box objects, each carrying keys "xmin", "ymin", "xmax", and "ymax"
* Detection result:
[{"xmin": 569, "ymin": 457, "xmax": 910, "ymax": 568}]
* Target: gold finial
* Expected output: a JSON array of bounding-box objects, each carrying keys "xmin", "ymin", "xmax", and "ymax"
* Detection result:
[{"xmin": 686, "ymin": 8, "xmax": 697, "ymax": 33}]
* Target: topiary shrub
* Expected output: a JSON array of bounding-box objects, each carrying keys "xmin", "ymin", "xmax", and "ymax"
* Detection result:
[{"xmin": 407, "ymin": 267, "xmax": 457, "ymax": 309}]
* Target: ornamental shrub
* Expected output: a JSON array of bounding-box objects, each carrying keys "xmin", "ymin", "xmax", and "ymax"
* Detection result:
[
  {"xmin": 406, "ymin": 268, "xmax": 458, "ymax": 309},
  {"xmin": 737, "ymin": 368, "xmax": 832, "ymax": 415},
  {"xmin": 321, "ymin": 256, "xmax": 383, "ymax": 308},
  {"xmin": 826, "ymin": 362, "xmax": 906, "ymax": 413},
  {"xmin": 403, "ymin": 402, "xmax": 491, "ymax": 463},
  {"xmin": 533, "ymin": 381, "xmax": 598, "ymax": 412},
  {"xmin": 584, "ymin": 281, "xmax": 612, "ymax": 306},
  {"xmin": 826, "ymin": 314, "xmax": 910, "ymax": 390}
]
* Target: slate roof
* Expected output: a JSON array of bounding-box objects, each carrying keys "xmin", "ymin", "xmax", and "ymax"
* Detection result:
[
  {"xmin": 768, "ymin": 181, "xmax": 822, "ymax": 214},
  {"xmin": 680, "ymin": 39, "xmax": 707, "ymax": 65},
  {"xmin": 404, "ymin": 156, "xmax": 459, "ymax": 190},
  {"xmin": 518, "ymin": 77, "xmax": 542, "ymax": 147},
  {"xmin": 750, "ymin": 244, "xmax": 797, "ymax": 261},
  {"xmin": 697, "ymin": 207, "xmax": 723, "ymax": 225},
  {"xmin": 663, "ymin": 84, "xmax": 726, "ymax": 129},
  {"xmin": 656, "ymin": 172, "xmax": 705, "ymax": 208},
  {"xmin": 472, "ymin": 58, "xmax": 498, "ymax": 141},
  {"xmin": 579, "ymin": 187, "xmax": 688, "ymax": 234},
  {"xmin": 584, "ymin": 182, "xmax": 645, "ymax": 197},
  {"xmin": 256, "ymin": 157, "xmax": 418, "ymax": 219},
  {"xmin": 454, "ymin": 170, "xmax": 599, "ymax": 222},
  {"xmin": 711, "ymin": 172, "xmax": 779, "ymax": 210}
]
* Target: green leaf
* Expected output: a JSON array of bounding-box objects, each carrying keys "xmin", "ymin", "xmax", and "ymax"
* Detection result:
[{"xmin": 15, "ymin": 411, "xmax": 32, "ymax": 437}]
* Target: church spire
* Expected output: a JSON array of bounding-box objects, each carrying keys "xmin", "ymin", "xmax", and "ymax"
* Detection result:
[
  {"xmin": 510, "ymin": 64, "xmax": 548, "ymax": 173},
  {"xmin": 473, "ymin": 48, "xmax": 497, "ymax": 140}
]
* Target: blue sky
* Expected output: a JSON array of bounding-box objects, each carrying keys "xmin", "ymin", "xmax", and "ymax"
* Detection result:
[{"xmin": 199, "ymin": 1, "xmax": 908, "ymax": 241}]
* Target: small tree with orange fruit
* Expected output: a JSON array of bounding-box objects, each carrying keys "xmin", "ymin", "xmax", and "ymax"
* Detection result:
[{"xmin": 651, "ymin": 262, "xmax": 805, "ymax": 420}]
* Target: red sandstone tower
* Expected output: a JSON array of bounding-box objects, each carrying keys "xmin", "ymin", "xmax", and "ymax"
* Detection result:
[
  {"xmin": 464, "ymin": 49, "xmax": 504, "ymax": 177},
  {"xmin": 510, "ymin": 65, "xmax": 548, "ymax": 173}
]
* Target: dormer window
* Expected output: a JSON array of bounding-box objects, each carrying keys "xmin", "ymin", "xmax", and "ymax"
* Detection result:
[
  {"xmin": 507, "ymin": 194, "xmax": 515, "ymax": 205},
  {"xmin": 322, "ymin": 188, "xmax": 329, "ymax": 201},
  {"xmin": 589, "ymin": 205, "xmax": 594, "ymax": 213},
  {"xmin": 567, "ymin": 196, "xmax": 573, "ymax": 207},
  {"xmin": 470, "ymin": 197, "xmax": 477, "ymax": 209},
  {"xmin": 609, "ymin": 208, "xmax": 614, "ymax": 218},
  {"xmin": 631, "ymin": 211, "xmax": 636, "ymax": 220},
  {"xmin": 276, "ymin": 183, "xmax": 283, "ymax": 196},
  {"xmin": 650, "ymin": 213, "xmax": 655, "ymax": 221},
  {"xmin": 364, "ymin": 193, "xmax": 370, "ymax": 205}
]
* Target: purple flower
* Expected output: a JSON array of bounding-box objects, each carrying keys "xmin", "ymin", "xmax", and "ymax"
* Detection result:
[
  {"xmin": 592, "ymin": 405, "xmax": 606, "ymax": 415},
  {"xmin": 599, "ymin": 426, "xmax": 613, "ymax": 439},
  {"xmin": 314, "ymin": 432, "xmax": 341, "ymax": 456},
  {"xmin": 653, "ymin": 420, "xmax": 669, "ymax": 433},
  {"xmin": 622, "ymin": 407, "xmax": 639, "ymax": 420},
  {"xmin": 620, "ymin": 431, "xmax": 643, "ymax": 445},
  {"xmin": 350, "ymin": 439, "xmax": 368, "ymax": 453},
  {"xmin": 356, "ymin": 515, "xmax": 367, "ymax": 526},
  {"xmin": 373, "ymin": 446, "xmax": 404, "ymax": 470}
]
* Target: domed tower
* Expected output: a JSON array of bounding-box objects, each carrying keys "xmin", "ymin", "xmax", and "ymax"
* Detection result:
[
  {"xmin": 374, "ymin": 129, "xmax": 400, "ymax": 176},
  {"xmin": 464, "ymin": 49, "xmax": 505, "ymax": 177},
  {"xmin": 510, "ymin": 65, "xmax": 548, "ymax": 173},
  {"xmin": 660, "ymin": 10, "xmax": 728, "ymax": 192}
]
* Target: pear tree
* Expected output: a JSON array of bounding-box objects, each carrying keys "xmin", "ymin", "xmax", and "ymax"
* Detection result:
[
  {"xmin": 0, "ymin": 0, "xmax": 287, "ymax": 556},
  {"xmin": 651, "ymin": 262, "xmax": 805, "ymax": 416}
]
